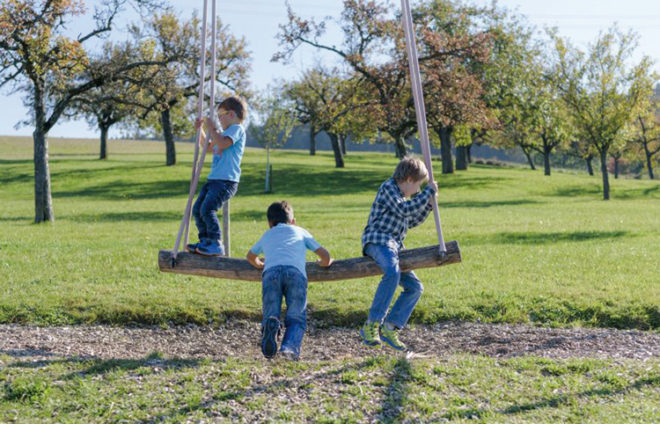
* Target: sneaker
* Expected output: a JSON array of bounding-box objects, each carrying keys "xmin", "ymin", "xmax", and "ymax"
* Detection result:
[
  {"xmin": 196, "ymin": 241, "xmax": 225, "ymax": 256},
  {"xmin": 261, "ymin": 317, "xmax": 280, "ymax": 359},
  {"xmin": 279, "ymin": 346, "xmax": 299, "ymax": 361},
  {"xmin": 187, "ymin": 239, "xmax": 209, "ymax": 253},
  {"xmin": 381, "ymin": 324, "xmax": 406, "ymax": 351},
  {"xmin": 359, "ymin": 321, "xmax": 381, "ymax": 347}
]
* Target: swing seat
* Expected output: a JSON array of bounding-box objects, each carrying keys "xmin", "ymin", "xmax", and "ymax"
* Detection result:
[{"xmin": 158, "ymin": 241, "xmax": 460, "ymax": 282}]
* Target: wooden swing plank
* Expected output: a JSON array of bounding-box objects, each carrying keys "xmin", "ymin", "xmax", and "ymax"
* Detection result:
[{"xmin": 158, "ymin": 241, "xmax": 461, "ymax": 282}]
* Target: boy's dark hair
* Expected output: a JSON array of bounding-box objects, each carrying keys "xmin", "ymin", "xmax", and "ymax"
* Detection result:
[
  {"xmin": 217, "ymin": 96, "xmax": 248, "ymax": 122},
  {"xmin": 267, "ymin": 201, "xmax": 294, "ymax": 225},
  {"xmin": 392, "ymin": 156, "xmax": 428, "ymax": 183}
]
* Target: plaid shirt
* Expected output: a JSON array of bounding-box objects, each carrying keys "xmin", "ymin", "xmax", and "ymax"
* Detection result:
[{"xmin": 362, "ymin": 177, "xmax": 435, "ymax": 253}]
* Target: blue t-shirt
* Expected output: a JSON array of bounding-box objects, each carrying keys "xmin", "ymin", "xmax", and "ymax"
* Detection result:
[
  {"xmin": 250, "ymin": 224, "xmax": 321, "ymax": 278},
  {"xmin": 207, "ymin": 124, "xmax": 246, "ymax": 182}
]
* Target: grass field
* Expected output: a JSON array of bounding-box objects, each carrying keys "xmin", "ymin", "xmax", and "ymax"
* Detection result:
[
  {"xmin": 2, "ymin": 136, "xmax": 660, "ymax": 423},
  {"xmin": 1, "ymin": 135, "xmax": 659, "ymax": 329},
  {"xmin": 1, "ymin": 352, "xmax": 658, "ymax": 423}
]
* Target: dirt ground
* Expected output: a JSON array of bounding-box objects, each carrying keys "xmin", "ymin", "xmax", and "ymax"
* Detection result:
[{"xmin": 1, "ymin": 321, "xmax": 659, "ymax": 362}]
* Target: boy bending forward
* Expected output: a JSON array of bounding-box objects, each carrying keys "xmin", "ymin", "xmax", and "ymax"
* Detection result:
[
  {"xmin": 360, "ymin": 157, "xmax": 437, "ymax": 351},
  {"xmin": 247, "ymin": 201, "xmax": 332, "ymax": 360}
]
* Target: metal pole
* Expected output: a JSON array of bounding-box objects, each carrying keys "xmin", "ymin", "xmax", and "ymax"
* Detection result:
[{"xmin": 400, "ymin": 0, "xmax": 446, "ymax": 253}]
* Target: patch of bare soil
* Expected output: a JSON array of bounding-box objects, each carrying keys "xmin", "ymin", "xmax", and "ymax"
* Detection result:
[{"xmin": 1, "ymin": 321, "xmax": 659, "ymax": 362}]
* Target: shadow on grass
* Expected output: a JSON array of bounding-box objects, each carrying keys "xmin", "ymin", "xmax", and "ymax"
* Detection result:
[
  {"xmin": 379, "ymin": 358, "xmax": 413, "ymax": 423},
  {"xmin": 148, "ymin": 357, "xmax": 381, "ymax": 421},
  {"xmin": 54, "ymin": 179, "xmax": 190, "ymax": 201},
  {"xmin": 441, "ymin": 199, "xmax": 540, "ymax": 209},
  {"xmin": 464, "ymin": 230, "xmax": 630, "ymax": 246},
  {"xmin": 66, "ymin": 211, "xmax": 183, "ymax": 223},
  {"xmin": 553, "ymin": 184, "xmax": 660, "ymax": 199},
  {"xmin": 9, "ymin": 353, "xmax": 201, "ymax": 379},
  {"xmin": 499, "ymin": 376, "xmax": 660, "ymax": 416}
]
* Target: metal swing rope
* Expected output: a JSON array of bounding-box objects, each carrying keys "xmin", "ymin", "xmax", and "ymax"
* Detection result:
[
  {"xmin": 400, "ymin": 0, "xmax": 447, "ymax": 254},
  {"xmin": 171, "ymin": 0, "xmax": 219, "ymax": 263}
]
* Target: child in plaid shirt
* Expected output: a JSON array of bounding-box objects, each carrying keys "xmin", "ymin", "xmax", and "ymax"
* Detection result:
[{"xmin": 359, "ymin": 157, "xmax": 437, "ymax": 351}]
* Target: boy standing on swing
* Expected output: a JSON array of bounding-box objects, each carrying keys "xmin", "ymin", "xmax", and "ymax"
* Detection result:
[
  {"xmin": 187, "ymin": 96, "xmax": 247, "ymax": 256},
  {"xmin": 359, "ymin": 157, "xmax": 437, "ymax": 351}
]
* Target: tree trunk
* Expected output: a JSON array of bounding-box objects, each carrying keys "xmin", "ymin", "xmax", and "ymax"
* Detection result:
[
  {"xmin": 644, "ymin": 143, "xmax": 655, "ymax": 179},
  {"xmin": 466, "ymin": 142, "xmax": 472, "ymax": 163},
  {"xmin": 394, "ymin": 137, "xmax": 407, "ymax": 158},
  {"xmin": 586, "ymin": 155, "xmax": 594, "ymax": 176},
  {"xmin": 159, "ymin": 241, "xmax": 461, "ymax": 282},
  {"xmin": 99, "ymin": 125, "xmax": 109, "ymax": 160},
  {"xmin": 455, "ymin": 145, "xmax": 468, "ymax": 170},
  {"xmin": 340, "ymin": 136, "xmax": 347, "ymax": 155},
  {"xmin": 543, "ymin": 146, "xmax": 551, "ymax": 176},
  {"xmin": 33, "ymin": 126, "xmax": 54, "ymax": 223},
  {"xmin": 599, "ymin": 149, "xmax": 610, "ymax": 200},
  {"xmin": 33, "ymin": 87, "xmax": 54, "ymax": 224},
  {"xmin": 161, "ymin": 109, "xmax": 176, "ymax": 166},
  {"xmin": 437, "ymin": 127, "xmax": 453, "ymax": 174},
  {"xmin": 522, "ymin": 147, "xmax": 536, "ymax": 170},
  {"xmin": 265, "ymin": 145, "xmax": 271, "ymax": 193},
  {"xmin": 614, "ymin": 157, "xmax": 619, "ymax": 179},
  {"xmin": 309, "ymin": 124, "xmax": 316, "ymax": 156},
  {"xmin": 328, "ymin": 133, "xmax": 345, "ymax": 168}
]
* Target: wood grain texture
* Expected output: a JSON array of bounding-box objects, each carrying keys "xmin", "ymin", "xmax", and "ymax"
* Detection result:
[{"xmin": 159, "ymin": 241, "xmax": 461, "ymax": 282}]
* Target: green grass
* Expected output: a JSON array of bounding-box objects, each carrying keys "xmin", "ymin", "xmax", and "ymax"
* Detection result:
[
  {"xmin": 1, "ymin": 135, "xmax": 659, "ymax": 329},
  {"xmin": 0, "ymin": 352, "xmax": 658, "ymax": 422}
]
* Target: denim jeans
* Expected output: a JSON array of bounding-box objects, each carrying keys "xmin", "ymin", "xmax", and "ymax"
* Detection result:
[
  {"xmin": 261, "ymin": 265, "xmax": 308, "ymax": 356},
  {"xmin": 364, "ymin": 243, "xmax": 424, "ymax": 329},
  {"xmin": 192, "ymin": 179, "xmax": 238, "ymax": 244}
]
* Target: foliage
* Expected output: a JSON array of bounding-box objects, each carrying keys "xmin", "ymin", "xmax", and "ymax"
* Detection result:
[{"xmin": 549, "ymin": 26, "xmax": 654, "ymax": 199}]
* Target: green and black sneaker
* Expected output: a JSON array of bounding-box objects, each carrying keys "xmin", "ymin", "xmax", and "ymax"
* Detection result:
[
  {"xmin": 381, "ymin": 324, "xmax": 406, "ymax": 351},
  {"xmin": 359, "ymin": 321, "xmax": 381, "ymax": 348}
]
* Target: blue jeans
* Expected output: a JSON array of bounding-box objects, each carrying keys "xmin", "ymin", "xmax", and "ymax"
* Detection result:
[
  {"xmin": 192, "ymin": 179, "xmax": 237, "ymax": 244},
  {"xmin": 365, "ymin": 243, "xmax": 424, "ymax": 329},
  {"xmin": 261, "ymin": 265, "xmax": 308, "ymax": 356}
]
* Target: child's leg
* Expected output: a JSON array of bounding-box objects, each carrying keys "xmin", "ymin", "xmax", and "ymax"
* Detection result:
[
  {"xmin": 200, "ymin": 180, "xmax": 238, "ymax": 246},
  {"xmin": 364, "ymin": 243, "xmax": 401, "ymax": 324},
  {"xmin": 192, "ymin": 183, "xmax": 211, "ymax": 242},
  {"xmin": 385, "ymin": 271, "xmax": 423, "ymax": 329},
  {"xmin": 280, "ymin": 267, "xmax": 308, "ymax": 357},
  {"xmin": 261, "ymin": 267, "xmax": 284, "ymax": 328},
  {"xmin": 261, "ymin": 267, "xmax": 284, "ymax": 358}
]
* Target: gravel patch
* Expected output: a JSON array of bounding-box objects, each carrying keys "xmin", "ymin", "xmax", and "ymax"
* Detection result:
[{"xmin": 1, "ymin": 321, "xmax": 659, "ymax": 363}]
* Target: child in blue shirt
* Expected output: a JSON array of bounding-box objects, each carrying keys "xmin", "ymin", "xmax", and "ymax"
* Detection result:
[
  {"xmin": 359, "ymin": 157, "xmax": 437, "ymax": 351},
  {"xmin": 247, "ymin": 201, "xmax": 333, "ymax": 360},
  {"xmin": 187, "ymin": 96, "xmax": 247, "ymax": 256}
]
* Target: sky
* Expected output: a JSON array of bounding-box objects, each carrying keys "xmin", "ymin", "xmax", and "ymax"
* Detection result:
[{"xmin": 1, "ymin": 0, "xmax": 659, "ymax": 138}]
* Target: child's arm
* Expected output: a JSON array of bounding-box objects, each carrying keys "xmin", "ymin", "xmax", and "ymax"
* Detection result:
[
  {"xmin": 314, "ymin": 247, "xmax": 333, "ymax": 267},
  {"xmin": 383, "ymin": 182, "xmax": 436, "ymax": 218},
  {"xmin": 246, "ymin": 251, "xmax": 264, "ymax": 269},
  {"xmin": 196, "ymin": 118, "xmax": 234, "ymax": 153},
  {"xmin": 408, "ymin": 181, "xmax": 438, "ymax": 228}
]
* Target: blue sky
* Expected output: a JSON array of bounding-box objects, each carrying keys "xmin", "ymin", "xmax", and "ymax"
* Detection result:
[{"xmin": 1, "ymin": 0, "xmax": 659, "ymax": 138}]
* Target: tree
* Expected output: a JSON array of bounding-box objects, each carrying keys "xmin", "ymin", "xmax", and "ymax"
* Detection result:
[
  {"xmin": 0, "ymin": 0, "xmax": 177, "ymax": 222},
  {"xmin": 418, "ymin": 0, "xmax": 496, "ymax": 173},
  {"xmin": 284, "ymin": 67, "xmax": 378, "ymax": 168},
  {"xmin": 275, "ymin": 0, "xmax": 417, "ymax": 158},
  {"xmin": 550, "ymin": 27, "xmax": 653, "ymax": 199},
  {"xmin": 629, "ymin": 93, "xmax": 660, "ymax": 179},
  {"xmin": 125, "ymin": 12, "xmax": 251, "ymax": 165},
  {"xmin": 249, "ymin": 90, "xmax": 296, "ymax": 192}
]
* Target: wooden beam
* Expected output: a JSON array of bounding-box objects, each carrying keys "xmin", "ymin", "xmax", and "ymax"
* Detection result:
[{"xmin": 158, "ymin": 241, "xmax": 461, "ymax": 282}]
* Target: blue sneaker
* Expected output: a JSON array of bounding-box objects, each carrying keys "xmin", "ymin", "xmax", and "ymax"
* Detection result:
[
  {"xmin": 262, "ymin": 317, "xmax": 281, "ymax": 359},
  {"xmin": 196, "ymin": 241, "xmax": 225, "ymax": 256},
  {"xmin": 279, "ymin": 346, "xmax": 299, "ymax": 361},
  {"xmin": 187, "ymin": 238, "xmax": 210, "ymax": 253}
]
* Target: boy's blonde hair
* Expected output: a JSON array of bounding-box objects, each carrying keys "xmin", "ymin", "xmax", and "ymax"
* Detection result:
[
  {"xmin": 392, "ymin": 156, "xmax": 428, "ymax": 183},
  {"xmin": 217, "ymin": 96, "xmax": 248, "ymax": 122}
]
